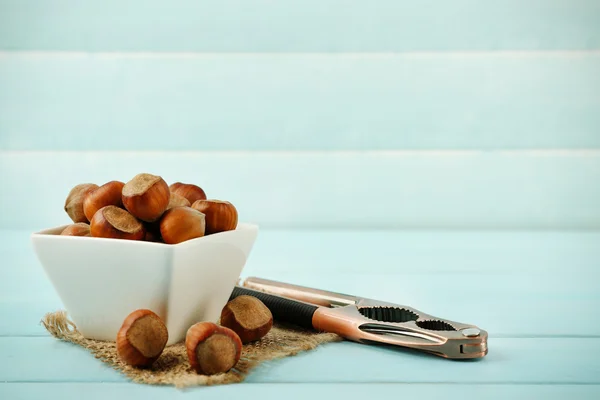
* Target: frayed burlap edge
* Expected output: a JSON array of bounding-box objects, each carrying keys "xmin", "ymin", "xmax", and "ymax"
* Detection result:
[{"xmin": 42, "ymin": 311, "xmax": 341, "ymax": 388}]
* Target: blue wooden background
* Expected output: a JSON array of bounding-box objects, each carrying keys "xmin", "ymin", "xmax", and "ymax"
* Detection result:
[
  {"xmin": 1, "ymin": 1, "xmax": 600, "ymax": 399},
  {"xmin": 1, "ymin": 0, "xmax": 600, "ymax": 230}
]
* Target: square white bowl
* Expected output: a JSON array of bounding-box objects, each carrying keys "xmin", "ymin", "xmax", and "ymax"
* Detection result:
[{"xmin": 31, "ymin": 223, "xmax": 258, "ymax": 345}]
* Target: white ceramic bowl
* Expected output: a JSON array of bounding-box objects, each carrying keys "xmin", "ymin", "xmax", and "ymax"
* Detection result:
[{"xmin": 31, "ymin": 223, "xmax": 258, "ymax": 345}]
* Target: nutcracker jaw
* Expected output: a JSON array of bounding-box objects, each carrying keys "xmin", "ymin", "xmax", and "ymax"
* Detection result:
[{"xmin": 313, "ymin": 299, "xmax": 488, "ymax": 359}]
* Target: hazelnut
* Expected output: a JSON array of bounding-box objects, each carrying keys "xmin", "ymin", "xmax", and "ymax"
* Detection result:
[
  {"xmin": 64, "ymin": 183, "xmax": 99, "ymax": 223},
  {"xmin": 83, "ymin": 181, "xmax": 125, "ymax": 222},
  {"xmin": 185, "ymin": 322, "xmax": 242, "ymax": 375},
  {"xmin": 191, "ymin": 200, "xmax": 238, "ymax": 235},
  {"xmin": 117, "ymin": 309, "xmax": 168, "ymax": 367},
  {"xmin": 169, "ymin": 182, "xmax": 206, "ymax": 204},
  {"xmin": 221, "ymin": 295, "xmax": 273, "ymax": 344},
  {"xmin": 89, "ymin": 206, "xmax": 145, "ymax": 241},
  {"xmin": 60, "ymin": 223, "xmax": 91, "ymax": 237},
  {"xmin": 122, "ymin": 173, "xmax": 170, "ymax": 222},
  {"xmin": 159, "ymin": 206, "xmax": 205, "ymax": 244},
  {"xmin": 166, "ymin": 192, "xmax": 191, "ymax": 210}
]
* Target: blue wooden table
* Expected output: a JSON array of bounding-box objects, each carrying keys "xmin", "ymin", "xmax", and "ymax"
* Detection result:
[{"xmin": 1, "ymin": 229, "xmax": 599, "ymax": 398}]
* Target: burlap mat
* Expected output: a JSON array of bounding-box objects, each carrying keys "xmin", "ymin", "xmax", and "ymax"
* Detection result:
[{"xmin": 42, "ymin": 310, "xmax": 341, "ymax": 387}]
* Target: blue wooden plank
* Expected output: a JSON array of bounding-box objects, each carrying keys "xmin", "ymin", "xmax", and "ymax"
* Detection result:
[
  {"xmin": 1, "ymin": 54, "xmax": 600, "ymax": 150},
  {"xmin": 1, "ymin": 151, "xmax": 599, "ymax": 229},
  {"xmin": 2, "ymin": 229, "xmax": 599, "ymax": 336},
  {"xmin": 0, "ymin": 337, "xmax": 598, "ymax": 383},
  {"xmin": 1, "ymin": 383, "xmax": 599, "ymax": 400},
  {"xmin": 247, "ymin": 339, "xmax": 600, "ymax": 383},
  {"xmin": 4, "ymin": 229, "xmax": 600, "ymax": 276},
  {"xmin": 0, "ymin": 0, "xmax": 599, "ymax": 52},
  {"xmin": 3, "ymin": 273, "xmax": 599, "ymax": 337},
  {"xmin": 0, "ymin": 337, "xmax": 128, "ymax": 382},
  {"xmin": 0, "ymin": 301, "xmax": 62, "ymax": 336},
  {"xmin": 0, "ymin": 247, "xmax": 56, "ymax": 302}
]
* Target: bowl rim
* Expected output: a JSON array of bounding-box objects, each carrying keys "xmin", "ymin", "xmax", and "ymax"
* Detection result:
[{"xmin": 31, "ymin": 222, "xmax": 259, "ymax": 248}]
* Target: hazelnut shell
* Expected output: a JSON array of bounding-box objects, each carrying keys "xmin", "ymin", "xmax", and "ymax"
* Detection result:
[
  {"xmin": 159, "ymin": 206, "xmax": 205, "ymax": 244},
  {"xmin": 221, "ymin": 295, "xmax": 273, "ymax": 343},
  {"xmin": 116, "ymin": 309, "xmax": 168, "ymax": 367},
  {"xmin": 122, "ymin": 173, "xmax": 170, "ymax": 222},
  {"xmin": 166, "ymin": 192, "xmax": 191, "ymax": 210},
  {"xmin": 64, "ymin": 183, "xmax": 99, "ymax": 223},
  {"xmin": 191, "ymin": 200, "xmax": 238, "ymax": 235},
  {"xmin": 89, "ymin": 205, "xmax": 145, "ymax": 241},
  {"xmin": 185, "ymin": 322, "xmax": 242, "ymax": 375},
  {"xmin": 169, "ymin": 182, "xmax": 207, "ymax": 204},
  {"xmin": 83, "ymin": 181, "xmax": 125, "ymax": 222},
  {"xmin": 60, "ymin": 223, "xmax": 91, "ymax": 237}
]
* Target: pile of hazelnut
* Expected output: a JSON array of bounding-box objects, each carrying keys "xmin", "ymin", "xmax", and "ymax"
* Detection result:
[
  {"xmin": 117, "ymin": 295, "xmax": 272, "ymax": 375},
  {"xmin": 62, "ymin": 173, "xmax": 238, "ymax": 244}
]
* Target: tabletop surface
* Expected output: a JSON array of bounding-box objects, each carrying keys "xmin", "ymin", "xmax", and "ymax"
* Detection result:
[{"xmin": 1, "ymin": 228, "xmax": 599, "ymax": 399}]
